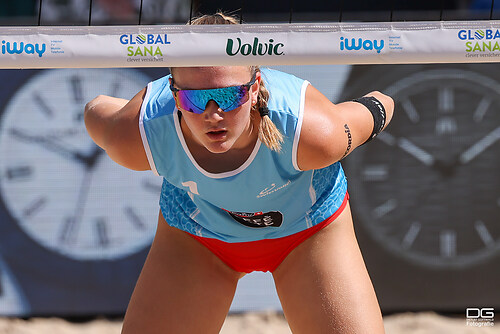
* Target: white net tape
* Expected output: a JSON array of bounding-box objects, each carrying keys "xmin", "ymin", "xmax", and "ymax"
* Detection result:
[{"xmin": 1, "ymin": 20, "xmax": 500, "ymax": 68}]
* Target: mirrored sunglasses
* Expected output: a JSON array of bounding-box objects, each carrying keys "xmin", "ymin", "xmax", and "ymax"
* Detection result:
[{"xmin": 170, "ymin": 73, "xmax": 256, "ymax": 114}]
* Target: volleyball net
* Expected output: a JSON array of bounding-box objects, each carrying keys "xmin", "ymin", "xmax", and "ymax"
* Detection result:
[{"xmin": 1, "ymin": 0, "xmax": 500, "ymax": 68}]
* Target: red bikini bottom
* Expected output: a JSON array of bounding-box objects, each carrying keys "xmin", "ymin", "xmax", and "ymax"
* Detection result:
[{"xmin": 187, "ymin": 192, "xmax": 349, "ymax": 273}]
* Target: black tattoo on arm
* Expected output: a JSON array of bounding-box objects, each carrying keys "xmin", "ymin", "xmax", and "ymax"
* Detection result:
[{"xmin": 341, "ymin": 124, "xmax": 352, "ymax": 160}]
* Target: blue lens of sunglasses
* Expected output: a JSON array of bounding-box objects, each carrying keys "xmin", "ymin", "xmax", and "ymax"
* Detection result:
[{"xmin": 170, "ymin": 74, "xmax": 256, "ymax": 114}]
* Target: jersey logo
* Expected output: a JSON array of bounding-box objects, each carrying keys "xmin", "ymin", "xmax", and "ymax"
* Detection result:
[
  {"xmin": 257, "ymin": 180, "xmax": 291, "ymax": 198},
  {"xmin": 181, "ymin": 181, "xmax": 199, "ymax": 200},
  {"xmin": 222, "ymin": 209, "xmax": 283, "ymax": 228},
  {"xmin": 181, "ymin": 181, "xmax": 199, "ymax": 194}
]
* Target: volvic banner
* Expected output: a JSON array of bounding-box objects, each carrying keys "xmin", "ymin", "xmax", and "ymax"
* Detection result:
[{"xmin": 0, "ymin": 20, "xmax": 500, "ymax": 68}]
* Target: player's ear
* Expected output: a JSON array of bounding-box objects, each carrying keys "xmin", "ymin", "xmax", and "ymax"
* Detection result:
[{"xmin": 250, "ymin": 71, "xmax": 261, "ymax": 101}]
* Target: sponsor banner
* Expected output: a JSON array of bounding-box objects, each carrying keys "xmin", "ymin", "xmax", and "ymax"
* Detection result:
[{"xmin": 0, "ymin": 21, "xmax": 499, "ymax": 68}]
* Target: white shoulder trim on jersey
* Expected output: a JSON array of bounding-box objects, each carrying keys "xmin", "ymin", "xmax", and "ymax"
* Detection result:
[
  {"xmin": 292, "ymin": 80, "xmax": 310, "ymax": 171},
  {"xmin": 173, "ymin": 110, "xmax": 262, "ymax": 179},
  {"xmin": 138, "ymin": 82, "xmax": 160, "ymax": 176}
]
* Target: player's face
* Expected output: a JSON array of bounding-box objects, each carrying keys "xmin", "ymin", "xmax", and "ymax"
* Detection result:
[{"xmin": 171, "ymin": 66, "xmax": 261, "ymax": 154}]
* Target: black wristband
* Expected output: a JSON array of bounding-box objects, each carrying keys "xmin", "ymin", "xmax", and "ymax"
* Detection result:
[{"xmin": 352, "ymin": 96, "xmax": 386, "ymax": 144}]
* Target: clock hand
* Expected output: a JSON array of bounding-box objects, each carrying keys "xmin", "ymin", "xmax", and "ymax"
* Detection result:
[
  {"xmin": 398, "ymin": 138, "xmax": 457, "ymax": 176},
  {"xmin": 59, "ymin": 146, "xmax": 104, "ymax": 244},
  {"xmin": 396, "ymin": 137, "xmax": 436, "ymax": 167},
  {"xmin": 9, "ymin": 128, "xmax": 88, "ymax": 165},
  {"xmin": 60, "ymin": 170, "xmax": 93, "ymax": 245},
  {"xmin": 83, "ymin": 145, "xmax": 104, "ymax": 170},
  {"xmin": 432, "ymin": 156, "xmax": 458, "ymax": 177},
  {"xmin": 379, "ymin": 133, "xmax": 456, "ymax": 175},
  {"xmin": 459, "ymin": 126, "xmax": 500, "ymax": 165}
]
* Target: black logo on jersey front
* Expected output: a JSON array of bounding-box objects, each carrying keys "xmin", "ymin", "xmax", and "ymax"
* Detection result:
[{"xmin": 223, "ymin": 209, "xmax": 283, "ymax": 228}]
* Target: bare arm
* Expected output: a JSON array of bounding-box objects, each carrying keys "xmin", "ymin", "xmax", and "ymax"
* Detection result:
[
  {"xmin": 84, "ymin": 88, "xmax": 150, "ymax": 171},
  {"xmin": 297, "ymin": 85, "xmax": 394, "ymax": 171}
]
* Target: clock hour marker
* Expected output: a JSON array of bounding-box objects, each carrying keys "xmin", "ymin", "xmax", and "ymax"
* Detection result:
[
  {"xmin": 124, "ymin": 207, "xmax": 146, "ymax": 230},
  {"xmin": 70, "ymin": 75, "xmax": 84, "ymax": 103},
  {"xmin": 32, "ymin": 93, "xmax": 54, "ymax": 117},
  {"xmin": 435, "ymin": 116, "xmax": 457, "ymax": 135},
  {"xmin": 401, "ymin": 222, "xmax": 421, "ymax": 249},
  {"xmin": 459, "ymin": 126, "xmax": 500, "ymax": 164},
  {"xmin": 59, "ymin": 217, "xmax": 76, "ymax": 244},
  {"xmin": 109, "ymin": 81, "xmax": 121, "ymax": 97},
  {"xmin": 23, "ymin": 197, "xmax": 47, "ymax": 218},
  {"xmin": 362, "ymin": 165, "xmax": 389, "ymax": 181},
  {"xmin": 473, "ymin": 97, "xmax": 491, "ymax": 123},
  {"xmin": 475, "ymin": 221, "xmax": 494, "ymax": 248},
  {"xmin": 96, "ymin": 219, "xmax": 109, "ymax": 247},
  {"xmin": 401, "ymin": 99, "xmax": 420, "ymax": 123},
  {"xmin": 5, "ymin": 166, "xmax": 32, "ymax": 181},
  {"xmin": 376, "ymin": 132, "xmax": 396, "ymax": 146},
  {"xmin": 373, "ymin": 199, "xmax": 397, "ymax": 218},
  {"xmin": 440, "ymin": 230, "xmax": 456, "ymax": 258},
  {"xmin": 438, "ymin": 87, "xmax": 454, "ymax": 113},
  {"xmin": 142, "ymin": 179, "xmax": 162, "ymax": 194}
]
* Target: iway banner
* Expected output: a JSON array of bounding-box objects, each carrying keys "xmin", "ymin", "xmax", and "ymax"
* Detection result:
[{"xmin": 0, "ymin": 21, "xmax": 500, "ymax": 68}]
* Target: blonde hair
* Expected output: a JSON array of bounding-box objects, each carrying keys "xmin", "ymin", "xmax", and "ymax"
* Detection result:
[{"xmin": 188, "ymin": 12, "xmax": 284, "ymax": 152}]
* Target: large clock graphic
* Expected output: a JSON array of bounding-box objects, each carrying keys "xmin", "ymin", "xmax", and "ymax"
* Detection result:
[
  {"xmin": 344, "ymin": 66, "xmax": 500, "ymax": 268},
  {"xmin": 0, "ymin": 68, "xmax": 163, "ymax": 314}
]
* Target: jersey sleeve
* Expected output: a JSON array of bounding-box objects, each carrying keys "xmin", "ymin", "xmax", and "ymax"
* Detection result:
[
  {"xmin": 261, "ymin": 68, "xmax": 310, "ymax": 171},
  {"xmin": 139, "ymin": 75, "xmax": 177, "ymax": 176}
]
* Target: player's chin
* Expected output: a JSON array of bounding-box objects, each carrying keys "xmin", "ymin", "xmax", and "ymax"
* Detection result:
[{"xmin": 204, "ymin": 140, "xmax": 234, "ymax": 154}]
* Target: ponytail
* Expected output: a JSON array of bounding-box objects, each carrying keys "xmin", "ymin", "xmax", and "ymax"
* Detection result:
[{"xmin": 251, "ymin": 66, "xmax": 283, "ymax": 152}]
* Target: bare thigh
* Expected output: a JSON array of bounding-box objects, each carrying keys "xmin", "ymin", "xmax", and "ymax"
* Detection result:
[
  {"xmin": 272, "ymin": 202, "xmax": 385, "ymax": 334},
  {"xmin": 121, "ymin": 211, "xmax": 242, "ymax": 334}
]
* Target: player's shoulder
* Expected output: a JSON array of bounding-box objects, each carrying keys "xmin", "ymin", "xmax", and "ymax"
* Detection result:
[
  {"xmin": 142, "ymin": 74, "xmax": 177, "ymax": 120},
  {"xmin": 260, "ymin": 67, "xmax": 305, "ymax": 88},
  {"xmin": 104, "ymin": 89, "xmax": 151, "ymax": 170},
  {"xmin": 261, "ymin": 68, "xmax": 309, "ymax": 118},
  {"xmin": 296, "ymin": 85, "xmax": 346, "ymax": 170}
]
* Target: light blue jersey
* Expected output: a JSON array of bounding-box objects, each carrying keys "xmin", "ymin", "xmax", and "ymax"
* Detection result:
[{"xmin": 139, "ymin": 68, "xmax": 347, "ymax": 243}]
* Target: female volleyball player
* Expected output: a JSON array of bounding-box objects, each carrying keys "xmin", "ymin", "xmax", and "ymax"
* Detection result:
[{"xmin": 84, "ymin": 13, "xmax": 393, "ymax": 334}]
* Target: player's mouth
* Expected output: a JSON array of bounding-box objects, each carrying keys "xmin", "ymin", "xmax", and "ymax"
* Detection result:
[{"xmin": 206, "ymin": 129, "xmax": 228, "ymax": 141}]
